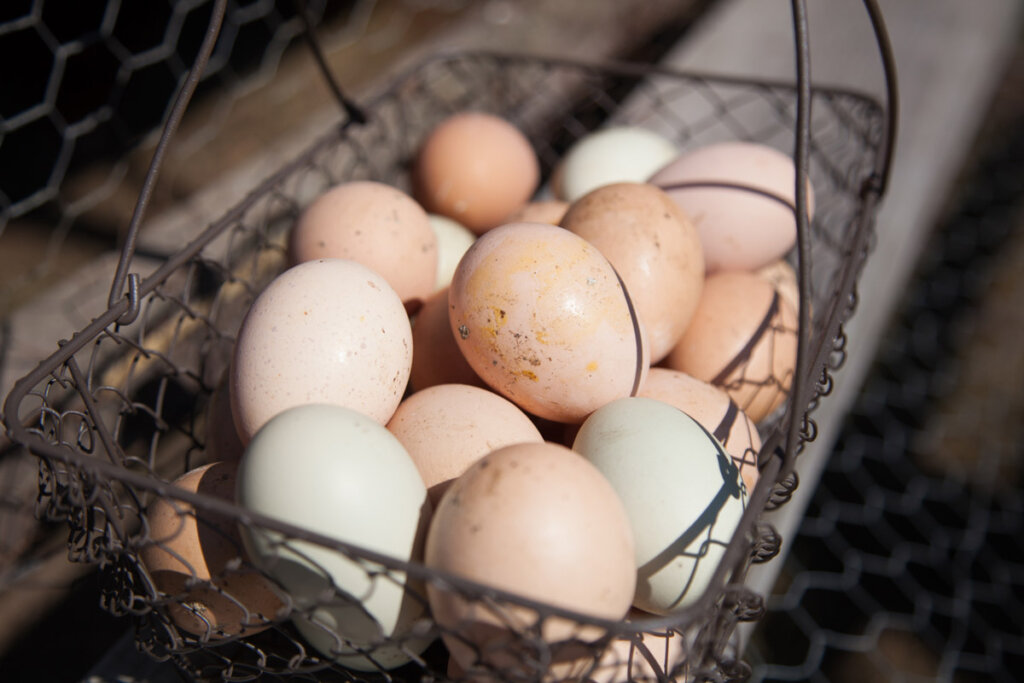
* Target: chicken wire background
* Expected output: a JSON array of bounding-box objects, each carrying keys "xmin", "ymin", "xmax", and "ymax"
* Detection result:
[{"xmin": 747, "ymin": 43, "xmax": 1024, "ymax": 683}]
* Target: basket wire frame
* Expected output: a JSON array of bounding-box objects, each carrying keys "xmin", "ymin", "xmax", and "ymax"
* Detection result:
[{"xmin": 2, "ymin": 1, "xmax": 896, "ymax": 680}]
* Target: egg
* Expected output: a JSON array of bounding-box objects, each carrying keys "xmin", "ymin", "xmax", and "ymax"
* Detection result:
[
  {"xmin": 230, "ymin": 258, "xmax": 412, "ymax": 442},
  {"xmin": 561, "ymin": 182, "xmax": 705, "ymax": 363},
  {"xmin": 237, "ymin": 403, "xmax": 432, "ymax": 670},
  {"xmin": 409, "ymin": 287, "xmax": 487, "ymax": 392},
  {"xmin": 664, "ymin": 270, "xmax": 798, "ymax": 423},
  {"xmin": 425, "ymin": 441, "xmax": 636, "ymax": 680},
  {"xmin": 756, "ymin": 258, "xmax": 801, "ymax": 315},
  {"xmin": 572, "ymin": 397, "xmax": 747, "ymax": 615},
  {"xmin": 505, "ymin": 199, "xmax": 570, "ymax": 226},
  {"xmin": 386, "ymin": 383, "xmax": 543, "ymax": 504},
  {"xmin": 448, "ymin": 221, "xmax": 648, "ymax": 423},
  {"xmin": 649, "ymin": 141, "xmax": 815, "ymax": 273},
  {"xmin": 289, "ymin": 180, "xmax": 437, "ymax": 306},
  {"xmin": 139, "ymin": 462, "xmax": 283, "ymax": 639},
  {"xmin": 638, "ymin": 367, "xmax": 761, "ymax": 492},
  {"xmin": 413, "ymin": 112, "xmax": 540, "ymax": 234},
  {"xmin": 555, "ymin": 126, "xmax": 678, "ymax": 201},
  {"xmin": 428, "ymin": 214, "xmax": 476, "ymax": 292}
]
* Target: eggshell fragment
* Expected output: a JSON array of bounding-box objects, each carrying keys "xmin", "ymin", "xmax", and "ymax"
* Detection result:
[
  {"xmin": 238, "ymin": 403, "xmax": 432, "ymax": 670},
  {"xmin": 386, "ymin": 383, "xmax": 543, "ymax": 505},
  {"xmin": 665, "ymin": 270, "xmax": 798, "ymax": 423},
  {"xmin": 561, "ymin": 182, "xmax": 705, "ymax": 363},
  {"xmin": 573, "ymin": 397, "xmax": 747, "ymax": 614},
  {"xmin": 556, "ymin": 126, "xmax": 678, "ymax": 201},
  {"xmin": 413, "ymin": 112, "xmax": 540, "ymax": 234},
  {"xmin": 231, "ymin": 258, "xmax": 412, "ymax": 443},
  {"xmin": 289, "ymin": 180, "xmax": 437, "ymax": 306},
  {"xmin": 650, "ymin": 141, "xmax": 814, "ymax": 273},
  {"xmin": 140, "ymin": 462, "xmax": 283, "ymax": 639},
  {"xmin": 448, "ymin": 222, "xmax": 648, "ymax": 423},
  {"xmin": 638, "ymin": 367, "xmax": 760, "ymax": 492},
  {"xmin": 426, "ymin": 441, "xmax": 636, "ymax": 680}
]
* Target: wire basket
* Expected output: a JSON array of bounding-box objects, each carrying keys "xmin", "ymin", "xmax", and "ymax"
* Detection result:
[{"xmin": 2, "ymin": 1, "xmax": 896, "ymax": 680}]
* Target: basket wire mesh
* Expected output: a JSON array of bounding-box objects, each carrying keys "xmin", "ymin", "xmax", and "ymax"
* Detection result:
[{"xmin": 2, "ymin": 1, "xmax": 896, "ymax": 680}]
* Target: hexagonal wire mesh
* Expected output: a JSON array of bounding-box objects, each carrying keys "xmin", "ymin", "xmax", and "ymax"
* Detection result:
[
  {"xmin": 1, "ymin": 1, "xmax": 897, "ymax": 681},
  {"xmin": 747, "ymin": 43, "xmax": 1024, "ymax": 683}
]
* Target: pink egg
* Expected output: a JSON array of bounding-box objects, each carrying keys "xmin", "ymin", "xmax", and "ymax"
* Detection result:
[
  {"xmin": 650, "ymin": 141, "xmax": 814, "ymax": 273},
  {"xmin": 230, "ymin": 258, "xmax": 412, "ymax": 442},
  {"xmin": 638, "ymin": 367, "xmax": 761, "ymax": 492},
  {"xmin": 448, "ymin": 222, "xmax": 649, "ymax": 423},
  {"xmin": 289, "ymin": 180, "xmax": 437, "ymax": 307},
  {"xmin": 386, "ymin": 383, "xmax": 543, "ymax": 505}
]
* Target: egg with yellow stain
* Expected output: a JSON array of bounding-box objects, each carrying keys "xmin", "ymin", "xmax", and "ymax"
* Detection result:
[{"xmin": 448, "ymin": 221, "xmax": 649, "ymax": 423}]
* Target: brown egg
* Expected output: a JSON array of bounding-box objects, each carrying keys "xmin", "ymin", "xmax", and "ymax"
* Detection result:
[
  {"xmin": 425, "ymin": 442, "xmax": 636, "ymax": 681},
  {"xmin": 410, "ymin": 287, "xmax": 487, "ymax": 392},
  {"xmin": 561, "ymin": 182, "xmax": 705, "ymax": 363},
  {"xmin": 386, "ymin": 383, "xmax": 543, "ymax": 505},
  {"xmin": 139, "ymin": 462, "xmax": 283, "ymax": 638},
  {"xmin": 505, "ymin": 199, "xmax": 569, "ymax": 226},
  {"xmin": 665, "ymin": 271, "xmax": 798, "ymax": 422},
  {"xmin": 289, "ymin": 180, "xmax": 437, "ymax": 307},
  {"xmin": 413, "ymin": 112, "xmax": 540, "ymax": 234},
  {"xmin": 638, "ymin": 367, "xmax": 761, "ymax": 492}
]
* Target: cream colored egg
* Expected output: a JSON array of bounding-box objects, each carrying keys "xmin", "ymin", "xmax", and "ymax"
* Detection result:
[
  {"xmin": 386, "ymin": 383, "xmax": 543, "ymax": 505},
  {"xmin": 561, "ymin": 182, "xmax": 705, "ymax": 363},
  {"xmin": 289, "ymin": 180, "xmax": 437, "ymax": 306},
  {"xmin": 230, "ymin": 258, "xmax": 412, "ymax": 443},
  {"xmin": 428, "ymin": 214, "xmax": 476, "ymax": 292},
  {"xmin": 448, "ymin": 222, "xmax": 649, "ymax": 423},
  {"xmin": 665, "ymin": 270, "xmax": 798, "ymax": 423},
  {"xmin": 558, "ymin": 126, "xmax": 678, "ymax": 201},
  {"xmin": 573, "ymin": 397, "xmax": 747, "ymax": 615},
  {"xmin": 238, "ymin": 403, "xmax": 432, "ymax": 670}
]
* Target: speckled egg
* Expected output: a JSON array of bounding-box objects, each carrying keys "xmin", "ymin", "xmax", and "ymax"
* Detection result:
[
  {"xmin": 561, "ymin": 182, "xmax": 705, "ymax": 363},
  {"xmin": 448, "ymin": 221, "xmax": 648, "ymax": 423},
  {"xmin": 230, "ymin": 258, "xmax": 412, "ymax": 443}
]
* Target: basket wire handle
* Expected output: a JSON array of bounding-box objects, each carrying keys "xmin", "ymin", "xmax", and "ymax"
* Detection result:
[
  {"xmin": 107, "ymin": 0, "xmax": 229, "ymax": 324},
  {"xmin": 295, "ymin": 0, "xmax": 368, "ymax": 125}
]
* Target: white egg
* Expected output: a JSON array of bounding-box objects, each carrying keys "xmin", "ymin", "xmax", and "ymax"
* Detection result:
[
  {"xmin": 555, "ymin": 126, "xmax": 678, "ymax": 201},
  {"xmin": 572, "ymin": 396, "xmax": 747, "ymax": 614},
  {"xmin": 428, "ymin": 214, "xmax": 476, "ymax": 292},
  {"xmin": 237, "ymin": 403, "xmax": 432, "ymax": 670}
]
